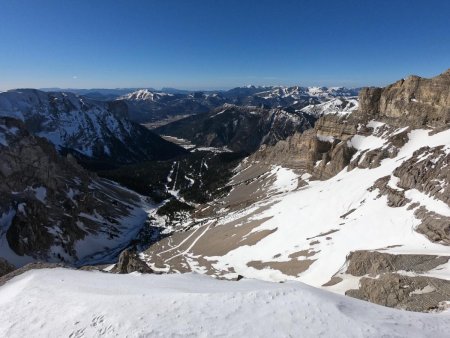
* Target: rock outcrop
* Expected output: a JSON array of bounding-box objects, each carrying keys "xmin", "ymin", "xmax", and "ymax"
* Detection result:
[
  {"xmin": 250, "ymin": 114, "xmax": 358, "ymax": 179},
  {"xmin": 111, "ymin": 249, "xmax": 153, "ymax": 274},
  {"xmin": 357, "ymin": 69, "xmax": 450, "ymax": 127},
  {"xmin": 0, "ymin": 258, "xmax": 15, "ymax": 277},
  {"xmin": 329, "ymin": 250, "xmax": 450, "ymax": 312},
  {"xmin": 345, "ymin": 251, "xmax": 449, "ymax": 276},
  {"xmin": 346, "ymin": 274, "xmax": 450, "ymax": 312},
  {"xmin": 369, "ymin": 144, "xmax": 450, "ymax": 245}
]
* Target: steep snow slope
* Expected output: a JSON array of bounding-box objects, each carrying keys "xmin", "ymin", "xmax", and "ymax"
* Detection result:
[
  {"xmin": 0, "ymin": 269, "xmax": 449, "ymax": 337},
  {"xmin": 0, "ymin": 89, "xmax": 186, "ymax": 164},
  {"xmin": 211, "ymin": 127, "xmax": 450, "ymax": 285}
]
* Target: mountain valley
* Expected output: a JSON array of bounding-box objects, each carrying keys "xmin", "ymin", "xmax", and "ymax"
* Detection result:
[{"xmin": 1, "ymin": 69, "xmax": 450, "ymax": 336}]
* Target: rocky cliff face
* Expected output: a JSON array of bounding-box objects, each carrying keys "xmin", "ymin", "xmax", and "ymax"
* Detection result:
[
  {"xmin": 251, "ymin": 69, "xmax": 450, "ymax": 179},
  {"xmin": 357, "ymin": 69, "xmax": 450, "ymax": 127},
  {"xmin": 0, "ymin": 117, "xmax": 150, "ymax": 267},
  {"xmin": 250, "ymin": 114, "xmax": 358, "ymax": 179},
  {"xmin": 0, "ymin": 89, "xmax": 187, "ymax": 165},
  {"xmin": 111, "ymin": 248, "xmax": 153, "ymax": 274}
]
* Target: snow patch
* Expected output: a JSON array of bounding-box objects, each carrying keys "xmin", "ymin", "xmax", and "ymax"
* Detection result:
[{"xmin": 0, "ymin": 269, "xmax": 449, "ymax": 337}]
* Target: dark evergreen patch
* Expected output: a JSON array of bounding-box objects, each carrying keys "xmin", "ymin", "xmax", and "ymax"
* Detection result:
[{"xmin": 96, "ymin": 151, "xmax": 245, "ymax": 205}]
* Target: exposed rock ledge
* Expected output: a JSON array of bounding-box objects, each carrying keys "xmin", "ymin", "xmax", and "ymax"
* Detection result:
[
  {"xmin": 328, "ymin": 250, "xmax": 450, "ymax": 312},
  {"xmin": 347, "ymin": 274, "xmax": 450, "ymax": 312},
  {"xmin": 357, "ymin": 69, "xmax": 450, "ymax": 128}
]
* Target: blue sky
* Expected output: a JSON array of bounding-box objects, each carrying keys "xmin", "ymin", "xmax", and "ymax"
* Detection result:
[{"xmin": 0, "ymin": 0, "xmax": 449, "ymax": 90}]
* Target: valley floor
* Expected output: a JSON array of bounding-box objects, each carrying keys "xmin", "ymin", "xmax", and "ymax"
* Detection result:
[{"xmin": 0, "ymin": 268, "xmax": 449, "ymax": 337}]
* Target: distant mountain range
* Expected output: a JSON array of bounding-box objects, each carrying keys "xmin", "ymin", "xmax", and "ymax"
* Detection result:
[
  {"xmin": 116, "ymin": 86, "xmax": 360, "ymax": 124},
  {"xmin": 39, "ymin": 87, "xmax": 217, "ymax": 101},
  {"xmin": 0, "ymin": 89, "xmax": 187, "ymax": 166},
  {"xmin": 8, "ymin": 86, "xmax": 360, "ymax": 159},
  {"xmin": 34, "ymin": 86, "xmax": 361, "ymax": 128}
]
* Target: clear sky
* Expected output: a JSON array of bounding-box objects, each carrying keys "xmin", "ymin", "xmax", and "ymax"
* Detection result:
[{"xmin": 0, "ymin": 0, "xmax": 449, "ymax": 90}]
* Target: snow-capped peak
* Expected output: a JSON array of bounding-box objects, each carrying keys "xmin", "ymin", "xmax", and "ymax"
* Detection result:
[
  {"xmin": 119, "ymin": 89, "xmax": 173, "ymax": 101},
  {"xmin": 300, "ymin": 97, "xmax": 359, "ymax": 117}
]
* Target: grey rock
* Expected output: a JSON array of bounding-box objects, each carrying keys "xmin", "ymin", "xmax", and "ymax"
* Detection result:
[
  {"xmin": 369, "ymin": 176, "xmax": 410, "ymax": 207},
  {"xmin": 345, "ymin": 250, "xmax": 449, "ymax": 276},
  {"xmin": 111, "ymin": 249, "xmax": 153, "ymax": 274},
  {"xmin": 250, "ymin": 114, "xmax": 357, "ymax": 179},
  {"xmin": 415, "ymin": 207, "xmax": 450, "ymax": 245},
  {"xmin": 346, "ymin": 273, "xmax": 450, "ymax": 312},
  {"xmin": 357, "ymin": 69, "xmax": 450, "ymax": 128},
  {"xmin": 0, "ymin": 258, "xmax": 15, "ymax": 277},
  {"xmin": 343, "ymin": 251, "xmax": 450, "ymax": 312}
]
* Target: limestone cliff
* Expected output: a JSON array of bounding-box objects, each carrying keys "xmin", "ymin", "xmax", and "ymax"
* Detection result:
[
  {"xmin": 250, "ymin": 113, "xmax": 358, "ymax": 179},
  {"xmin": 357, "ymin": 69, "xmax": 450, "ymax": 127},
  {"xmin": 250, "ymin": 69, "xmax": 450, "ymax": 179}
]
